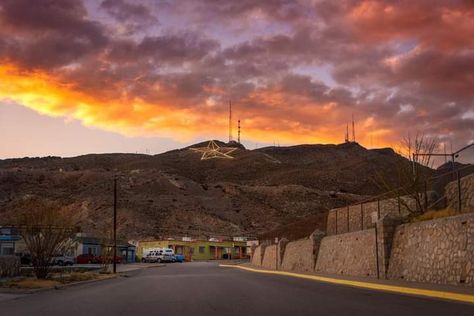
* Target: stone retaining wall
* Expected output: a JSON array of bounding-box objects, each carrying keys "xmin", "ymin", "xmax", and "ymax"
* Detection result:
[
  {"xmin": 261, "ymin": 245, "xmax": 277, "ymax": 270},
  {"xmin": 0, "ymin": 256, "xmax": 21, "ymax": 278},
  {"xmin": 315, "ymin": 229, "xmax": 377, "ymax": 277},
  {"xmin": 446, "ymin": 173, "xmax": 474, "ymax": 212},
  {"xmin": 280, "ymin": 238, "xmax": 314, "ymax": 272},
  {"xmin": 388, "ymin": 213, "xmax": 474, "ymax": 286},
  {"xmin": 251, "ymin": 244, "xmax": 265, "ymax": 266},
  {"xmin": 280, "ymin": 231, "xmax": 325, "ymax": 273}
]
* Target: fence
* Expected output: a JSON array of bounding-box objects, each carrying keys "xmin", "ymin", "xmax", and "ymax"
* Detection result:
[{"xmin": 327, "ymin": 163, "xmax": 474, "ymax": 236}]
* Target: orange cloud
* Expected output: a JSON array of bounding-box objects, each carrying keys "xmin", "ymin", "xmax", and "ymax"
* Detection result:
[
  {"xmin": 0, "ymin": 63, "xmax": 212, "ymax": 141},
  {"xmin": 1, "ymin": 62, "xmax": 379, "ymax": 147}
]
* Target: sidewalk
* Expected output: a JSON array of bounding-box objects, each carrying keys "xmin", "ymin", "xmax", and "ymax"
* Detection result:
[
  {"xmin": 0, "ymin": 262, "xmax": 164, "ymax": 298},
  {"xmin": 220, "ymin": 263, "xmax": 474, "ymax": 304}
]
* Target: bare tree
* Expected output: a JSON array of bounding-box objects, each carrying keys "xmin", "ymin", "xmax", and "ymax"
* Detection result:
[
  {"xmin": 94, "ymin": 211, "xmax": 128, "ymax": 273},
  {"xmin": 14, "ymin": 198, "xmax": 77, "ymax": 279},
  {"xmin": 376, "ymin": 133, "xmax": 437, "ymax": 215}
]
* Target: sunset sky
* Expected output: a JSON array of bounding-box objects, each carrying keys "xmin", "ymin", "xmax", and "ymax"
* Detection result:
[{"xmin": 0, "ymin": 0, "xmax": 473, "ymax": 159}]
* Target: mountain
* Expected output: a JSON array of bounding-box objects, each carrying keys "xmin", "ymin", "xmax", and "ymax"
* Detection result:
[{"xmin": 0, "ymin": 141, "xmax": 419, "ymax": 240}]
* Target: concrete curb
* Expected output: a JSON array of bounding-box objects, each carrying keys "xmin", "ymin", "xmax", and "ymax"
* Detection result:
[{"xmin": 220, "ymin": 264, "xmax": 474, "ymax": 304}]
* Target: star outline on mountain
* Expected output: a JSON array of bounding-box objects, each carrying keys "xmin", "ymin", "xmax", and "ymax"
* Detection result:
[{"xmin": 189, "ymin": 140, "xmax": 237, "ymax": 160}]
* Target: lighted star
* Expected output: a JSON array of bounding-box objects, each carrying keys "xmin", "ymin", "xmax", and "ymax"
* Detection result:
[{"xmin": 189, "ymin": 140, "xmax": 237, "ymax": 160}]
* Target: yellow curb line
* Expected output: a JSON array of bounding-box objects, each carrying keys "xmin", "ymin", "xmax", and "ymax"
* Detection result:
[{"xmin": 219, "ymin": 264, "xmax": 474, "ymax": 304}]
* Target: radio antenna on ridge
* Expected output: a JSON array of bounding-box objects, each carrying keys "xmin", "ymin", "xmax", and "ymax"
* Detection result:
[
  {"xmin": 228, "ymin": 100, "xmax": 232, "ymax": 143},
  {"xmin": 352, "ymin": 113, "xmax": 356, "ymax": 142},
  {"xmin": 345, "ymin": 123, "xmax": 349, "ymax": 143},
  {"xmin": 238, "ymin": 119, "xmax": 241, "ymax": 144}
]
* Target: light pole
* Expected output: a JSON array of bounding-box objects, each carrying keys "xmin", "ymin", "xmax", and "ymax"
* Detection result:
[{"xmin": 113, "ymin": 176, "xmax": 117, "ymax": 274}]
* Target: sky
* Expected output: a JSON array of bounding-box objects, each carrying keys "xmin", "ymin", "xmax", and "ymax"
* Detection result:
[{"xmin": 0, "ymin": 0, "xmax": 473, "ymax": 159}]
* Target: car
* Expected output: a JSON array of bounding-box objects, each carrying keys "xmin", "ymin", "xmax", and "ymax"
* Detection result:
[
  {"xmin": 161, "ymin": 253, "xmax": 175, "ymax": 263},
  {"xmin": 95, "ymin": 256, "xmax": 124, "ymax": 264},
  {"xmin": 141, "ymin": 250, "xmax": 162, "ymax": 263},
  {"xmin": 157, "ymin": 248, "xmax": 176, "ymax": 263},
  {"xmin": 76, "ymin": 254, "xmax": 97, "ymax": 264},
  {"xmin": 174, "ymin": 254, "xmax": 185, "ymax": 263},
  {"xmin": 51, "ymin": 255, "xmax": 75, "ymax": 266}
]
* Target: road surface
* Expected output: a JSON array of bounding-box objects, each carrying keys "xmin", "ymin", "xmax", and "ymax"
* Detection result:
[{"xmin": 0, "ymin": 262, "xmax": 473, "ymax": 315}]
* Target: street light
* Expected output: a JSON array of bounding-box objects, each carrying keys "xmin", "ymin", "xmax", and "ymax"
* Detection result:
[{"xmin": 113, "ymin": 176, "xmax": 117, "ymax": 274}]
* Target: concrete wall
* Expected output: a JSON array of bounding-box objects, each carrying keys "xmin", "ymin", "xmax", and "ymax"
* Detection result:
[
  {"xmin": 446, "ymin": 173, "xmax": 474, "ymax": 212},
  {"xmin": 315, "ymin": 229, "xmax": 377, "ymax": 277},
  {"xmin": 327, "ymin": 197, "xmax": 416, "ymax": 236},
  {"xmin": 261, "ymin": 245, "xmax": 277, "ymax": 270},
  {"xmin": 388, "ymin": 213, "xmax": 474, "ymax": 286},
  {"xmin": 0, "ymin": 256, "xmax": 21, "ymax": 278}
]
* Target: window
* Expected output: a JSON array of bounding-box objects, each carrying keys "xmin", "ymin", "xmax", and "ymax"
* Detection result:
[
  {"xmin": 0, "ymin": 242, "xmax": 14, "ymax": 256},
  {"xmin": 199, "ymin": 246, "xmax": 205, "ymax": 254}
]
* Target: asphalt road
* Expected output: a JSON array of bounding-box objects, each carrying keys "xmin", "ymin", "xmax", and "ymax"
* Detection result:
[{"xmin": 0, "ymin": 262, "xmax": 473, "ymax": 316}]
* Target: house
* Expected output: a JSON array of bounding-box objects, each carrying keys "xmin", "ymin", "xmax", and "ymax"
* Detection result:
[
  {"xmin": 137, "ymin": 238, "xmax": 248, "ymax": 261},
  {"xmin": 0, "ymin": 226, "xmax": 21, "ymax": 256},
  {"xmin": 74, "ymin": 234, "xmax": 136, "ymax": 263}
]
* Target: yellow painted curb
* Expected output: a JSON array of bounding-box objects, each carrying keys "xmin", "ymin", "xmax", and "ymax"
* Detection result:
[{"xmin": 219, "ymin": 264, "xmax": 474, "ymax": 304}]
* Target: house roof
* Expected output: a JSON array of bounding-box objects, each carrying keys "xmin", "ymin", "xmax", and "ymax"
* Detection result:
[{"xmin": 75, "ymin": 236, "xmax": 135, "ymax": 248}]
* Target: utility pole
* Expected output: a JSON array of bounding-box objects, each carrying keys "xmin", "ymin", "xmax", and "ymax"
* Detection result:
[{"xmin": 113, "ymin": 176, "xmax": 117, "ymax": 274}]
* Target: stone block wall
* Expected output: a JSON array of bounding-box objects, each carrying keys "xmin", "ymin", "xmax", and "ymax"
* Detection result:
[
  {"xmin": 280, "ymin": 230, "xmax": 325, "ymax": 273},
  {"xmin": 315, "ymin": 229, "xmax": 378, "ymax": 277},
  {"xmin": 0, "ymin": 256, "xmax": 21, "ymax": 278},
  {"xmin": 261, "ymin": 245, "xmax": 277, "ymax": 270},
  {"xmin": 446, "ymin": 173, "xmax": 474, "ymax": 212},
  {"xmin": 250, "ymin": 244, "xmax": 265, "ymax": 266},
  {"xmin": 388, "ymin": 213, "xmax": 474, "ymax": 286},
  {"xmin": 376, "ymin": 217, "xmax": 401, "ymax": 279}
]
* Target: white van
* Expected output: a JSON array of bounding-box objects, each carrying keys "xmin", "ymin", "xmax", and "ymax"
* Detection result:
[
  {"xmin": 141, "ymin": 248, "xmax": 175, "ymax": 263},
  {"xmin": 158, "ymin": 248, "xmax": 175, "ymax": 262}
]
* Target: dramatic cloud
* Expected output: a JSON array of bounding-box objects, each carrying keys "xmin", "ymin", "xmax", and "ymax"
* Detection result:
[{"xmin": 0, "ymin": 0, "xmax": 473, "ymax": 150}]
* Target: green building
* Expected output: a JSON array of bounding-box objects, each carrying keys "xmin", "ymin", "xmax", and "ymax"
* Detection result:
[{"xmin": 137, "ymin": 239, "xmax": 248, "ymax": 261}]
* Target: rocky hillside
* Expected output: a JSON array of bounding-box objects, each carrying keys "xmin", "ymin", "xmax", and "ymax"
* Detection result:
[{"xmin": 0, "ymin": 141, "xmax": 418, "ymax": 240}]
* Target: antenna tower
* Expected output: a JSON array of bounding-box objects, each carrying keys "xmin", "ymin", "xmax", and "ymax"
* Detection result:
[
  {"xmin": 352, "ymin": 114, "xmax": 356, "ymax": 142},
  {"xmin": 345, "ymin": 123, "xmax": 349, "ymax": 143},
  {"xmin": 228, "ymin": 100, "xmax": 232, "ymax": 142},
  {"xmin": 238, "ymin": 119, "xmax": 241, "ymax": 144}
]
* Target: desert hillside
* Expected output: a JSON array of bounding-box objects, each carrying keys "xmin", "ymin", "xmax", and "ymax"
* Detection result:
[{"xmin": 0, "ymin": 141, "xmax": 419, "ymax": 240}]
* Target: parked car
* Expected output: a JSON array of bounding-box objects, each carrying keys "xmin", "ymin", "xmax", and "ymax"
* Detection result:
[
  {"xmin": 141, "ymin": 250, "xmax": 162, "ymax": 263},
  {"xmin": 95, "ymin": 256, "xmax": 124, "ymax": 264},
  {"xmin": 161, "ymin": 253, "xmax": 175, "ymax": 263},
  {"xmin": 76, "ymin": 254, "xmax": 98, "ymax": 264},
  {"xmin": 51, "ymin": 255, "xmax": 75, "ymax": 266},
  {"xmin": 174, "ymin": 254, "xmax": 185, "ymax": 263}
]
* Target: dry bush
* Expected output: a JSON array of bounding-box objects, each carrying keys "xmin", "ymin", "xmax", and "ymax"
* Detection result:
[
  {"xmin": 2, "ymin": 278, "xmax": 61, "ymax": 289},
  {"xmin": 13, "ymin": 197, "xmax": 78, "ymax": 279},
  {"xmin": 413, "ymin": 207, "xmax": 457, "ymax": 222},
  {"xmin": 376, "ymin": 133, "xmax": 437, "ymax": 215}
]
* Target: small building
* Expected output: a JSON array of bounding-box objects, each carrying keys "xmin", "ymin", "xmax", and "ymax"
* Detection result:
[
  {"xmin": 137, "ymin": 238, "xmax": 248, "ymax": 261},
  {"xmin": 74, "ymin": 235, "xmax": 136, "ymax": 263},
  {"xmin": 0, "ymin": 226, "xmax": 21, "ymax": 256}
]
